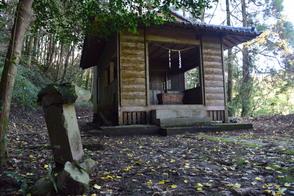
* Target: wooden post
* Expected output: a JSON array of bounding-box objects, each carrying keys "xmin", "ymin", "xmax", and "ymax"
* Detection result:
[
  {"xmin": 199, "ymin": 37, "xmax": 206, "ymax": 105},
  {"xmin": 220, "ymin": 37, "xmax": 229, "ymax": 123}
]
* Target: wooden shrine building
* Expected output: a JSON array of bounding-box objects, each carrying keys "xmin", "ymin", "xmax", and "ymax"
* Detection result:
[{"xmin": 80, "ymin": 17, "xmax": 260, "ymax": 127}]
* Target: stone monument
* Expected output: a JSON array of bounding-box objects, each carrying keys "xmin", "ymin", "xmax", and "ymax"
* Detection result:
[{"xmin": 38, "ymin": 83, "xmax": 84, "ymax": 165}]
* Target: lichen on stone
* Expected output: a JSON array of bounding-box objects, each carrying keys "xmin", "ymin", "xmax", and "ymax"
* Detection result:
[{"xmin": 38, "ymin": 83, "xmax": 78, "ymax": 105}]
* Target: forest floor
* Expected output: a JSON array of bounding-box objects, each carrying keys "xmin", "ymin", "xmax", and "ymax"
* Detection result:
[{"xmin": 0, "ymin": 106, "xmax": 293, "ymax": 196}]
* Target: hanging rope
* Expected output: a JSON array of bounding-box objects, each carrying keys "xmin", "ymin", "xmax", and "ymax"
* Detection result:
[
  {"xmin": 153, "ymin": 43, "xmax": 196, "ymax": 69},
  {"xmin": 153, "ymin": 43, "xmax": 196, "ymax": 52}
]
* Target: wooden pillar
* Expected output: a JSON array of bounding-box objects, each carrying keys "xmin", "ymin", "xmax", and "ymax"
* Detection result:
[{"xmin": 220, "ymin": 36, "xmax": 229, "ymax": 122}]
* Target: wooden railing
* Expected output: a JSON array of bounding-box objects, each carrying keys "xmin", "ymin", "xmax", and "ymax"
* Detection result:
[{"xmin": 122, "ymin": 111, "xmax": 148, "ymax": 125}]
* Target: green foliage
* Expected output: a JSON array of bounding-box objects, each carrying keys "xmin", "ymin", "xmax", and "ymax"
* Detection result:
[
  {"xmin": 250, "ymin": 74, "xmax": 294, "ymax": 116},
  {"xmin": 32, "ymin": 0, "xmax": 216, "ymax": 42},
  {"xmin": 17, "ymin": 66, "xmax": 51, "ymax": 89},
  {"xmin": 38, "ymin": 83, "xmax": 78, "ymax": 105},
  {"xmin": 228, "ymin": 69, "xmax": 294, "ymax": 117},
  {"xmin": 185, "ymin": 68, "xmax": 200, "ymax": 89},
  {"xmin": 0, "ymin": 65, "xmax": 51, "ymax": 108},
  {"xmin": 33, "ymin": 0, "xmax": 85, "ymax": 44},
  {"xmin": 264, "ymin": 0, "xmax": 284, "ymax": 18},
  {"xmin": 4, "ymin": 171, "xmax": 29, "ymax": 195},
  {"xmin": 281, "ymin": 21, "xmax": 294, "ymax": 48},
  {"xmin": 47, "ymin": 164, "xmax": 58, "ymax": 192},
  {"xmin": 13, "ymin": 72, "xmax": 39, "ymax": 108}
]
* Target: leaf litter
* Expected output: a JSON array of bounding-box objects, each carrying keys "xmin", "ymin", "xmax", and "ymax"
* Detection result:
[{"xmin": 0, "ymin": 106, "xmax": 293, "ymax": 195}]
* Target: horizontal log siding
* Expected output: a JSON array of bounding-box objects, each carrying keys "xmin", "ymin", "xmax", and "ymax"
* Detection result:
[
  {"xmin": 120, "ymin": 32, "xmax": 146, "ymax": 106},
  {"xmin": 202, "ymin": 37, "xmax": 225, "ymax": 107}
]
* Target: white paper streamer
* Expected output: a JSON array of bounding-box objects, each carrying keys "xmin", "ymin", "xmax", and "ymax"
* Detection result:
[
  {"xmin": 168, "ymin": 50, "xmax": 171, "ymax": 69},
  {"xmin": 178, "ymin": 50, "xmax": 182, "ymax": 69}
]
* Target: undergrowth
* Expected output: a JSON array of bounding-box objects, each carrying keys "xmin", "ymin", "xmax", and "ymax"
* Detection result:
[
  {"xmin": 0, "ymin": 64, "xmax": 91, "ymax": 108},
  {"xmin": 0, "ymin": 65, "xmax": 51, "ymax": 108}
]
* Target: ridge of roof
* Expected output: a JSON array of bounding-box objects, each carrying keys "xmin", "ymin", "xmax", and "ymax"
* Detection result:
[
  {"xmin": 165, "ymin": 21, "xmax": 261, "ymax": 36},
  {"xmin": 169, "ymin": 11, "xmax": 260, "ymax": 35}
]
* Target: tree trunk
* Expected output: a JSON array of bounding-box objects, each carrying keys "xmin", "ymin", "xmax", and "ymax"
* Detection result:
[
  {"xmin": 26, "ymin": 33, "xmax": 34, "ymax": 67},
  {"xmin": 240, "ymin": 0, "xmax": 251, "ymax": 117},
  {"xmin": 44, "ymin": 34, "xmax": 55, "ymax": 72},
  {"xmin": 226, "ymin": 0, "xmax": 233, "ymax": 116},
  {"xmin": 200, "ymin": 8, "xmax": 205, "ymax": 22},
  {"xmin": 61, "ymin": 45, "xmax": 73, "ymax": 82},
  {"xmin": 0, "ymin": 0, "xmax": 33, "ymax": 167},
  {"xmin": 56, "ymin": 43, "xmax": 64, "ymax": 81},
  {"xmin": 32, "ymin": 31, "xmax": 39, "ymax": 64},
  {"xmin": 85, "ymin": 70, "xmax": 90, "ymax": 89}
]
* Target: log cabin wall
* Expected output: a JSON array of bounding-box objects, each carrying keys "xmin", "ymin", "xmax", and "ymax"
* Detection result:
[
  {"xmin": 119, "ymin": 32, "xmax": 148, "ymax": 125},
  {"xmin": 95, "ymin": 38, "xmax": 118, "ymax": 124},
  {"xmin": 202, "ymin": 36, "xmax": 227, "ymax": 122}
]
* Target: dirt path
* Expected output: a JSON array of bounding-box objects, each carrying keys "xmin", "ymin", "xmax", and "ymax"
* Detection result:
[{"xmin": 0, "ymin": 106, "xmax": 293, "ymax": 195}]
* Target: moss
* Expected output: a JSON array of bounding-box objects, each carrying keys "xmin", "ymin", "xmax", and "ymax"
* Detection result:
[
  {"xmin": 198, "ymin": 134, "xmax": 261, "ymax": 148},
  {"xmin": 281, "ymin": 149, "xmax": 294, "ymax": 155},
  {"xmin": 235, "ymin": 158, "xmax": 248, "ymax": 167},
  {"xmin": 0, "ymin": 117, "xmax": 8, "ymax": 166},
  {"xmin": 38, "ymin": 83, "xmax": 77, "ymax": 105},
  {"xmin": 278, "ymin": 175, "xmax": 294, "ymax": 184}
]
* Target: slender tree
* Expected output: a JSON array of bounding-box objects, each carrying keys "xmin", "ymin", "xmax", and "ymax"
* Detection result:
[
  {"xmin": 25, "ymin": 33, "xmax": 34, "ymax": 67},
  {"xmin": 240, "ymin": 0, "xmax": 252, "ymax": 117},
  {"xmin": 226, "ymin": 0, "xmax": 234, "ymax": 116},
  {"xmin": 61, "ymin": 44, "xmax": 74, "ymax": 82},
  {"xmin": 0, "ymin": 0, "xmax": 33, "ymax": 167}
]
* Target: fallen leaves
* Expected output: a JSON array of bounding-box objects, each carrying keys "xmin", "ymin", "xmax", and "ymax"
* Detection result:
[
  {"xmin": 93, "ymin": 184, "xmax": 101, "ymax": 190},
  {"xmin": 1, "ymin": 107, "xmax": 294, "ymax": 195},
  {"xmin": 226, "ymin": 182, "xmax": 241, "ymax": 189},
  {"xmin": 146, "ymin": 180, "xmax": 153, "ymax": 188},
  {"xmin": 195, "ymin": 183, "xmax": 204, "ymax": 191}
]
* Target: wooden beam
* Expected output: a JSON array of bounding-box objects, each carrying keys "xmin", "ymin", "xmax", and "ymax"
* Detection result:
[
  {"xmin": 220, "ymin": 36, "xmax": 228, "ymax": 122},
  {"xmin": 117, "ymin": 32, "xmax": 123, "ymax": 125},
  {"xmin": 120, "ymin": 104, "xmax": 206, "ymax": 112},
  {"xmin": 200, "ymin": 38, "xmax": 206, "ymax": 105},
  {"xmin": 146, "ymin": 34, "xmax": 200, "ymax": 45},
  {"xmin": 145, "ymin": 36, "xmax": 150, "ymax": 106}
]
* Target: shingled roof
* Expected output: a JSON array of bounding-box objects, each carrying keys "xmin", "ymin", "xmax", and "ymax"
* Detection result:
[
  {"xmin": 80, "ymin": 19, "xmax": 261, "ymax": 69},
  {"xmin": 164, "ymin": 21, "xmax": 261, "ymax": 49}
]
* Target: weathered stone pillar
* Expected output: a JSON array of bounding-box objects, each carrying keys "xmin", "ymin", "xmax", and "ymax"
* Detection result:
[{"xmin": 38, "ymin": 83, "xmax": 84, "ymax": 165}]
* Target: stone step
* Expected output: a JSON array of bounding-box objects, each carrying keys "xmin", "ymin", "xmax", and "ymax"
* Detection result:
[
  {"xmin": 158, "ymin": 117, "xmax": 211, "ymax": 127},
  {"xmin": 151, "ymin": 106, "xmax": 208, "ymax": 125}
]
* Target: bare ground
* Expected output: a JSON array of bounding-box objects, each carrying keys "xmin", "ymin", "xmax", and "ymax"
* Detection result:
[{"xmin": 0, "ymin": 106, "xmax": 293, "ymax": 195}]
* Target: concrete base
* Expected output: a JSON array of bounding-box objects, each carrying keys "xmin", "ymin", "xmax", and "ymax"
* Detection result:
[
  {"xmin": 159, "ymin": 123, "xmax": 253, "ymax": 136},
  {"xmin": 100, "ymin": 125, "xmax": 161, "ymax": 136},
  {"xmin": 96, "ymin": 123, "xmax": 253, "ymax": 136}
]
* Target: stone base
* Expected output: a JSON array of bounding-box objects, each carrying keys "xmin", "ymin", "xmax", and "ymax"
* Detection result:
[
  {"xmin": 160, "ymin": 123, "xmax": 254, "ymax": 136},
  {"xmin": 158, "ymin": 117, "xmax": 211, "ymax": 128},
  {"xmin": 97, "ymin": 123, "xmax": 253, "ymax": 136},
  {"xmin": 100, "ymin": 125, "xmax": 161, "ymax": 136}
]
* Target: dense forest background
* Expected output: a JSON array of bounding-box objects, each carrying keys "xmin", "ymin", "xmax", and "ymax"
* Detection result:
[{"xmin": 0, "ymin": 0, "xmax": 293, "ymax": 116}]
